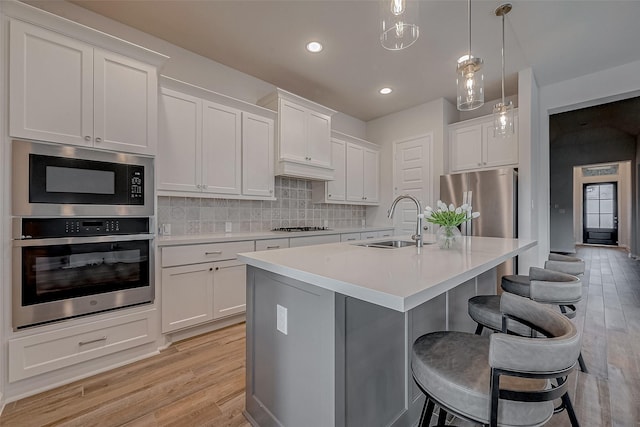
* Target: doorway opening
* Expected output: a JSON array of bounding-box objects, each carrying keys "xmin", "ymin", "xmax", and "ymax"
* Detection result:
[{"xmin": 583, "ymin": 182, "xmax": 618, "ymax": 246}]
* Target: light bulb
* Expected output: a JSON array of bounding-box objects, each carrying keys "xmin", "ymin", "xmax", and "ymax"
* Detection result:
[{"xmin": 391, "ymin": 0, "xmax": 405, "ymax": 16}]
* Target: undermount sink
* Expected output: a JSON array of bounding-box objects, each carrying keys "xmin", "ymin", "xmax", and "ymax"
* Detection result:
[{"xmin": 355, "ymin": 240, "xmax": 420, "ymax": 249}]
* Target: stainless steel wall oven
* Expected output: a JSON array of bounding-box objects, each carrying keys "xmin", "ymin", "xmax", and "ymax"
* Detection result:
[
  {"xmin": 11, "ymin": 140, "xmax": 155, "ymax": 329},
  {"xmin": 13, "ymin": 217, "xmax": 154, "ymax": 329}
]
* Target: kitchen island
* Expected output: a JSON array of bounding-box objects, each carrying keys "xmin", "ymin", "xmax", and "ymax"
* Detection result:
[{"xmin": 238, "ymin": 236, "xmax": 536, "ymax": 427}]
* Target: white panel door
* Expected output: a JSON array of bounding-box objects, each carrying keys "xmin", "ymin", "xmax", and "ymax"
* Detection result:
[
  {"xmin": 9, "ymin": 19, "xmax": 93, "ymax": 146},
  {"xmin": 279, "ymin": 99, "xmax": 307, "ymax": 163},
  {"xmin": 161, "ymin": 263, "xmax": 214, "ymax": 333},
  {"xmin": 158, "ymin": 88, "xmax": 201, "ymax": 192},
  {"xmin": 307, "ymin": 110, "xmax": 332, "ymax": 168},
  {"xmin": 242, "ymin": 112, "xmax": 274, "ymax": 197},
  {"xmin": 212, "ymin": 260, "xmax": 247, "ymax": 319},
  {"xmin": 202, "ymin": 101, "xmax": 242, "ymax": 195},
  {"xmin": 94, "ymin": 49, "xmax": 158, "ymax": 155},
  {"xmin": 393, "ymin": 134, "xmax": 433, "ymax": 235},
  {"xmin": 327, "ymin": 139, "xmax": 346, "ymax": 201},
  {"xmin": 450, "ymin": 124, "xmax": 483, "ymax": 172},
  {"xmin": 363, "ymin": 148, "xmax": 380, "ymax": 203},
  {"xmin": 346, "ymin": 143, "xmax": 364, "ymax": 202}
]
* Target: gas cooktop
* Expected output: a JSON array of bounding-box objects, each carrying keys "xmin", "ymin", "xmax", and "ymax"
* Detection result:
[{"xmin": 272, "ymin": 226, "xmax": 331, "ymax": 232}]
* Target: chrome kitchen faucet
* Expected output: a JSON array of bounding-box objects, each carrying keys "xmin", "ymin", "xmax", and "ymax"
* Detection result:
[{"xmin": 387, "ymin": 195, "xmax": 423, "ymax": 248}]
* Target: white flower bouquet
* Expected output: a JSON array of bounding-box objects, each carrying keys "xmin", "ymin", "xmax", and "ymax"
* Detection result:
[{"xmin": 424, "ymin": 201, "xmax": 480, "ymax": 227}]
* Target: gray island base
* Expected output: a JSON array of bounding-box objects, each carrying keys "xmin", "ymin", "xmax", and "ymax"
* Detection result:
[{"xmin": 239, "ymin": 236, "xmax": 537, "ymax": 427}]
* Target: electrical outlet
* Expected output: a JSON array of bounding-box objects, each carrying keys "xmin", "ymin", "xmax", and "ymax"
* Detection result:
[
  {"xmin": 225, "ymin": 222, "xmax": 232, "ymax": 233},
  {"xmin": 277, "ymin": 304, "xmax": 288, "ymax": 335},
  {"xmin": 161, "ymin": 224, "xmax": 171, "ymax": 236}
]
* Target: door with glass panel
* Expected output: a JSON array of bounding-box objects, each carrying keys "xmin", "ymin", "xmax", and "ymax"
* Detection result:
[{"xmin": 583, "ymin": 182, "xmax": 618, "ymax": 245}]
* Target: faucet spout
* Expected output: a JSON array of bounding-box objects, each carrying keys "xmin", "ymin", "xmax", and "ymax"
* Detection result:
[{"xmin": 387, "ymin": 194, "xmax": 423, "ymax": 247}]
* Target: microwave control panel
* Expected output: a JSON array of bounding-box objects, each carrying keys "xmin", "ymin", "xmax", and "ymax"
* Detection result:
[{"xmin": 128, "ymin": 165, "xmax": 145, "ymax": 204}]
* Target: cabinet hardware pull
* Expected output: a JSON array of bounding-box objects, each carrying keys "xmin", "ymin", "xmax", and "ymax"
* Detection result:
[
  {"xmin": 84, "ymin": 136, "xmax": 91, "ymax": 141},
  {"xmin": 347, "ymin": 238, "xmax": 355, "ymax": 241},
  {"xmin": 95, "ymin": 137, "xmax": 102, "ymax": 143},
  {"xmin": 366, "ymin": 236, "xmax": 374, "ymax": 239},
  {"xmin": 266, "ymin": 245, "xmax": 280, "ymax": 249},
  {"xmin": 205, "ymin": 251, "xmax": 223, "ymax": 255},
  {"xmin": 216, "ymin": 265, "xmax": 239, "ymax": 270},
  {"xmin": 79, "ymin": 336, "xmax": 107, "ymax": 346}
]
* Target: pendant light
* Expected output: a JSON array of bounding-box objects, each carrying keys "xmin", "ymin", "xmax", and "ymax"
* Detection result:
[
  {"xmin": 456, "ymin": 0, "xmax": 484, "ymax": 111},
  {"xmin": 493, "ymin": 3, "xmax": 514, "ymax": 137},
  {"xmin": 380, "ymin": 0, "xmax": 419, "ymax": 50}
]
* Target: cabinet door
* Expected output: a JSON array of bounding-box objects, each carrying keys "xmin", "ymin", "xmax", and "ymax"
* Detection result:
[
  {"xmin": 307, "ymin": 110, "xmax": 332, "ymax": 168},
  {"xmin": 202, "ymin": 101, "xmax": 242, "ymax": 195},
  {"xmin": 242, "ymin": 112, "xmax": 274, "ymax": 197},
  {"xmin": 93, "ymin": 50, "xmax": 158, "ymax": 155},
  {"xmin": 213, "ymin": 260, "xmax": 247, "ymax": 319},
  {"xmin": 450, "ymin": 124, "xmax": 483, "ymax": 172},
  {"xmin": 346, "ymin": 143, "xmax": 365, "ymax": 202},
  {"xmin": 158, "ymin": 88, "xmax": 202, "ymax": 192},
  {"xmin": 279, "ymin": 99, "xmax": 307, "ymax": 163},
  {"xmin": 362, "ymin": 148, "xmax": 380, "ymax": 203},
  {"xmin": 9, "ymin": 19, "xmax": 93, "ymax": 146},
  {"xmin": 161, "ymin": 263, "xmax": 214, "ymax": 333},
  {"xmin": 483, "ymin": 116, "xmax": 519, "ymax": 168},
  {"xmin": 327, "ymin": 139, "xmax": 346, "ymax": 201}
]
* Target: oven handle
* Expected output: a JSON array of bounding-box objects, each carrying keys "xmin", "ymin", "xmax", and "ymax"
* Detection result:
[{"xmin": 13, "ymin": 233, "xmax": 155, "ymax": 247}]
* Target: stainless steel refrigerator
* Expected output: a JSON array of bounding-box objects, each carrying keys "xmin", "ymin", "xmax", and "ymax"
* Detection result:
[{"xmin": 440, "ymin": 168, "xmax": 518, "ymax": 283}]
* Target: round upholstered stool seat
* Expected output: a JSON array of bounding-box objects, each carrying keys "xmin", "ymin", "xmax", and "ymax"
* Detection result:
[
  {"xmin": 545, "ymin": 254, "xmax": 585, "ymax": 276},
  {"xmin": 412, "ymin": 331, "xmax": 553, "ymax": 426},
  {"xmin": 468, "ymin": 295, "xmax": 532, "ymax": 336},
  {"xmin": 501, "ymin": 274, "xmax": 531, "ymax": 297}
]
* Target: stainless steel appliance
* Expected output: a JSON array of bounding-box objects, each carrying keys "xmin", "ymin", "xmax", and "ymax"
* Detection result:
[
  {"xmin": 12, "ymin": 140, "xmax": 153, "ymax": 217},
  {"xmin": 13, "ymin": 217, "xmax": 154, "ymax": 329},
  {"xmin": 440, "ymin": 168, "xmax": 518, "ymax": 279}
]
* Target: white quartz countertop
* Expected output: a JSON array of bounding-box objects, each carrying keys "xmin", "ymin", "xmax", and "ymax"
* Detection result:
[
  {"xmin": 238, "ymin": 236, "xmax": 537, "ymax": 312},
  {"xmin": 156, "ymin": 226, "xmax": 394, "ymax": 246}
]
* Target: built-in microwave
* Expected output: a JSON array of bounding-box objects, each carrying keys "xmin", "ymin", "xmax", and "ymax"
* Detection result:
[{"xmin": 12, "ymin": 140, "xmax": 154, "ymax": 217}]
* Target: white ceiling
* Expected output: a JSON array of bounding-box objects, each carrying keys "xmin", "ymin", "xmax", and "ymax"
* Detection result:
[{"xmin": 59, "ymin": 0, "xmax": 640, "ymax": 122}]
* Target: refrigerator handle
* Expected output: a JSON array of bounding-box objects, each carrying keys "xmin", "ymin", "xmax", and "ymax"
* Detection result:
[
  {"xmin": 466, "ymin": 191, "xmax": 473, "ymax": 236},
  {"xmin": 461, "ymin": 191, "xmax": 467, "ymax": 235}
]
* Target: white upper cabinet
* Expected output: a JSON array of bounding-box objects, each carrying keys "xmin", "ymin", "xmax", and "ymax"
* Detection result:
[
  {"xmin": 259, "ymin": 88, "xmax": 335, "ymax": 180},
  {"xmin": 312, "ymin": 132, "xmax": 379, "ymax": 205},
  {"xmin": 327, "ymin": 139, "xmax": 347, "ymax": 201},
  {"xmin": 9, "ymin": 19, "xmax": 160, "ymax": 155},
  {"xmin": 242, "ymin": 112, "xmax": 275, "ymax": 198},
  {"xmin": 449, "ymin": 111, "xmax": 518, "ymax": 173},
  {"xmin": 346, "ymin": 143, "xmax": 380, "ymax": 204},
  {"xmin": 158, "ymin": 78, "xmax": 276, "ymax": 200}
]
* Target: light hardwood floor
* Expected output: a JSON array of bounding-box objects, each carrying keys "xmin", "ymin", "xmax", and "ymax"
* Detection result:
[{"xmin": 1, "ymin": 245, "xmax": 639, "ymax": 426}]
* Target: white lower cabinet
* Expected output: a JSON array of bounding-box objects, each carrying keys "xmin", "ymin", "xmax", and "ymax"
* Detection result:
[
  {"xmin": 8, "ymin": 309, "xmax": 157, "ymax": 382},
  {"xmin": 340, "ymin": 233, "xmax": 361, "ymax": 242},
  {"xmin": 161, "ymin": 241, "xmax": 253, "ymax": 333},
  {"xmin": 289, "ymin": 234, "xmax": 341, "ymax": 248}
]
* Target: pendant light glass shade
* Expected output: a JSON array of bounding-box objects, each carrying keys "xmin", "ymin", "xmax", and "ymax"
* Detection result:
[
  {"xmin": 380, "ymin": 0, "xmax": 419, "ymax": 50},
  {"xmin": 457, "ymin": 56, "xmax": 484, "ymax": 111},
  {"xmin": 456, "ymin": 0, "xmax": 483, "ymax": 111},
  {"xmin": 493, "ymin": 3, "xmax": 514, "ymax": 137}
]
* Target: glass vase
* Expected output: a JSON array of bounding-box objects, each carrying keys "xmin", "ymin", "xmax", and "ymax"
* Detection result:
[{"xmin": 436, "ymin": 225, "xmax": 462, "ymax": 249}]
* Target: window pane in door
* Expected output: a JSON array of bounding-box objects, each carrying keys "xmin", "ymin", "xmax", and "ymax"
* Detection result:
[
  {"xmin": 585, "ymin": 186, "xmax": 599, "ymax": 199},
  {"xmin": 586, "ymin": 214, "xmax": 600, "ymax": 228},
  {"xmin": 586, "ymin": 199, "xmax": 600, "ymax": 214},
  {"xmin": 600, "ymin": 199, "xmax": 614, "ymax": 214},
  {"xmin": 600, "ymin": 184, "xmax": 614, "ymax": 199},
  {"xmin": 600, "ymin": 214, "xmax": 614, "ymax": 228}
]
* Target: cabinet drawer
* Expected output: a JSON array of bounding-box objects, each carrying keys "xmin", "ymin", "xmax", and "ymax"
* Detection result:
[
  {"xmin": 255, "ymin": 238, "xmax": 290, "ymax": 251},
  {"xmin": 340, "ymin": 233, "xmax": 361, "ymax": 242},
  {"xmin": 289, "ymin": 234, "xmax": 341, "ymax": 248},
  {"xmin": 8, "ymin": 309, "xmax": 157, "ymax": 382},
  {"xmin": 360, "ymin": 231, "xmax": 378, "ymax": 240},
  {"xmin": 162, "ymin": 240, "xmax": 254, "ymax": 267}
]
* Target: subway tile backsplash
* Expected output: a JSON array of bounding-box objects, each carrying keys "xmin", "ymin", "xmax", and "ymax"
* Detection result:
[{"xmin": 158, "ymin": 177, "xmax": 367, "ymax": 235}]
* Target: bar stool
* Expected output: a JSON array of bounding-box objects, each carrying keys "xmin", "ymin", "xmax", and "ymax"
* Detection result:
[
  {"xmin": 413, "ymin": 293, "xmax": 581, "ymax": 427},
  {"xmin": 545, "ymin": 253, "xmax": 586, "ymax": 276},
  {"xmin": 469, "ymin": 266, "xmax": 588, "ymax": 373}
]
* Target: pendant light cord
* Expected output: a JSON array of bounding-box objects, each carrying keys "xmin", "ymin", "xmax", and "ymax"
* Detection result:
[
  {"xmin": 501, "ymin": 11, "xmax": 506, "ymax": 105},
  {"xmin": 468, "ymin": 0, "xmax": 472, "ymax": 57}
]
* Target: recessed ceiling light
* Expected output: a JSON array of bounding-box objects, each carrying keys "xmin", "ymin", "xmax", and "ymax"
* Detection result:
[
  {"xmin": 306, "ymin": 41, "xmax": 323, "ymax": 53},
  {"xmin": 379, "ymin": 87, "xmax": 393, "ymax": 95}
]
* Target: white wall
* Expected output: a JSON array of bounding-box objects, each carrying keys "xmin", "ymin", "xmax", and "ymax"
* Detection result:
[
  {"xmin": 365, "ymin": 98, "xmax": 453, "ymax": 227},
  {"xmin": 24, "ymin": 0, "xmax": 367, "ymax": 138},
  {"xmin": 538, "ymin": 60, "xmax": 640, "ymax": 260},
  {"xmin": 0, "ymin": 0, "xmax": 6, "ymax": 409}
]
